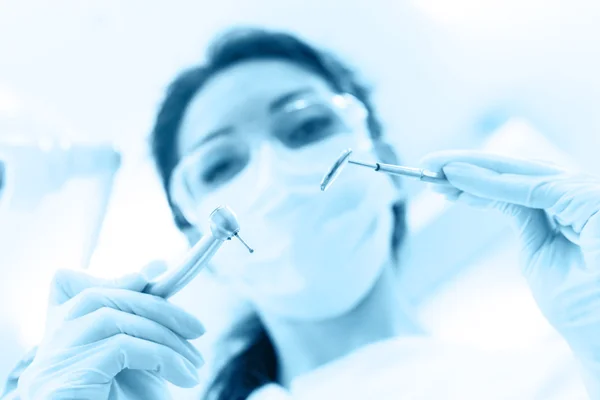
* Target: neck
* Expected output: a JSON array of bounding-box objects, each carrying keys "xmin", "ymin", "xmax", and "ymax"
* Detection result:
[{"xmin": 259, "ymin": 265, "xmax": 424, "ymax": 388}]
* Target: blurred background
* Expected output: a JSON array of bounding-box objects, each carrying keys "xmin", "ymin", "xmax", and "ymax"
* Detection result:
[{"xmin": 1, "ymin": 0, "xmax": 599, "ymax": 392}]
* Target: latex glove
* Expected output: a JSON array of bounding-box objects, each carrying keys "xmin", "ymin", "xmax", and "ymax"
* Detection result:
[
  {"xmin": 1, "ymin": 347, "xmax": 38, "ymax": 399},
  {"xmin": 15, "ymin": 264, "xmax": 206, "ymax": 400},
  {"xmin": 421, "ymin": 150, "xmax": 600, "ymax": 398}
]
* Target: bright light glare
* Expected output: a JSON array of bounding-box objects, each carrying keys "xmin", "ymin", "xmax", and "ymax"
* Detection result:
[
  {"xmin": 412, "ymin": 0, "xmax": 562, "ymax": 36},
  {"xmin": 12, "ymin": 274, "xmax": 55, "ymax": 347},
  {"xmin": 0, "ymin": 90, "xmax": 21, "ymax": 114}
]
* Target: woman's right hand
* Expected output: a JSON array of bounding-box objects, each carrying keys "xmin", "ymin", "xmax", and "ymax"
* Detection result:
[{"xmin": 16, "ymin": 266, "xmax": 206, "ymax": 400}]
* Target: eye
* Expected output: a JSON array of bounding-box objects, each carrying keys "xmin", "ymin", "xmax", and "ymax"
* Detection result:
[
  {"xmin": 201, "ymin": 158, "xmax": 240, "ymax": 185},
  {"xmin": 287, "ymin": 116, "xmax": 335, "ymax": 146}
]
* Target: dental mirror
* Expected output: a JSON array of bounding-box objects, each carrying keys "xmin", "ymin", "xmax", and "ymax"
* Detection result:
[{"xmin": 320, "ymin": 148, "xmax": 447, "ymax": 192}]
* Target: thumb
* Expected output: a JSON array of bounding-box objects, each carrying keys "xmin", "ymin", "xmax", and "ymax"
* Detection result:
[
  {"xmin": 452, "ymin": 191, "xmax": 553, "ymax": 270},
  {"xmin": 497, "ymin": 203, "xmax": 554, "ymax": 268},
  {"xmin": 442, "ymin": 162, "xmax": 510, "ymax": 201},
  {"xmin": 50, "ymin": 260, "xmax": 168, "ymax": 305},
  {"xmin": 140, "ymin": 259, "xmax": 169, "ymax": 281}
]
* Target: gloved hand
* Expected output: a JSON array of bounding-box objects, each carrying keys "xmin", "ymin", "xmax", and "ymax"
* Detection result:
[
  {"xmin": 421, "ymin": 150, "xmax": 600, "ymax": 398},
  {"xmin": 1, "ymin": 347, "xmax": 38, "ymax": 399},
  {"xmin": 15, "ymin": 264, "xmax": 206, "ymax": 400}
]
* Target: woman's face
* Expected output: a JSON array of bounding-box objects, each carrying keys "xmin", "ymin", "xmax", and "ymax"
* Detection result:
[
  {"xmin": 171, "ymin": 60, "xmax": 400, "ymax": 320},
  {"xmin": 176, "ymin": 60, "xmax": 356, "ymax": 189},
  {"xmin": 177, "ymin": 59, "xmax": 343, "ymax": 164}
]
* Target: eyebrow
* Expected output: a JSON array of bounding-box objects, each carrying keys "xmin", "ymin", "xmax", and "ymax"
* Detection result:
[
  {"xmin": 191, "ymin": 88, "xmax": 315, "ymax": 150},
  {"xmin": 193, "ymin": 126, "xmax": 235, "ymax": 149},
  {"xmin": 268, "ymin": 88, "xmax": 314, "ymax": 113}
]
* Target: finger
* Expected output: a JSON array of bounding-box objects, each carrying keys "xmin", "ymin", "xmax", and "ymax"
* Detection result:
[
  {"xmin": 420, "ymin": 150, "xmax": 565, "ymax": 176},
  {"xmin": 453, "ymin": 191, "xmax": 496, "ymax": 208},
  {"xmin": 447, "ymin": 191, "xmax": 553, "ymax": 265},
  {"xmin": 94, "ymin": 334, "xmax": 201, "ymax": 388},
  {"xmin": 65, "ymin": 288, "xmax": 205, "ymax": 339},
  {"xmin": 443, "ymin": 163, "xmax": 600, "ymax": 233},
  {"xmin": 5, "ymin": 347, "xmax": 37, "ymax": 380},
  {"xmin": 61, "ymin": 307, "xmax": 204, "ymax": 368},
  {"xmin": 545, "ymin": 179, "xmax": 600, "ymax": 234},
  {"xmin": 557, "ymin": 223, "xmax": 581, "ymax": 246},
  {"xmin": 581, "ymin": 211, "xmax": 600, "ymax": 270},
  {"xmin": 50, "ymin": 260, "xmax": 169, "ymax": 306},
  {"xmin": 425, "ymin": 181, "xmax": 459, "ymax": 196},
  {"xmin": 444, "ymin": 181, "xmax": 597, "ymax": 248},
  {"xmin": 50, "ymin": 270, "xmax": 150, "ymax": 306},
  {"xmin": 440, "ymin": 162, "xmax": 559, "ymax": 207},
  {"xmin": 141, "ymin": 260, "xmax": 168, "ymax": 280}
]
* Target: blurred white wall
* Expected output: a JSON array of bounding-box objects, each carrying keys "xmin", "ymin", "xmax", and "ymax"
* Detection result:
[
  {"xmin": 1, "ymin": 0, "xmax": 600, "ymax": 165},
  {"xmin": 0, "ymin": 139, "xmax": 120, "ymax": 380}
]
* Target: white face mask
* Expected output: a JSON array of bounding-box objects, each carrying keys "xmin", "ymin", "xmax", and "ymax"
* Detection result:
[{"xmin": 191, "ymin": 132, "xmax": 399, "ymax": 321}]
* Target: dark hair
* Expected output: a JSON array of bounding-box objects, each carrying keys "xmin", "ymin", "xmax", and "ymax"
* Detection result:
[{"xmin": 150, "ymin": 27, "xmax": 406, "ymax": 400}]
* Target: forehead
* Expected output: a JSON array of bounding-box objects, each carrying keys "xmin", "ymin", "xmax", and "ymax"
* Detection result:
[{"xmin": 177, "ymin": 60, "xmax": 335, "ymax": 155}]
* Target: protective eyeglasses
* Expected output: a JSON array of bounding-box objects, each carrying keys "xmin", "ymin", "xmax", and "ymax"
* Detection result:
[{"xmin": 170, "ymin": 93, "xmax": 370, "ymax": 225}]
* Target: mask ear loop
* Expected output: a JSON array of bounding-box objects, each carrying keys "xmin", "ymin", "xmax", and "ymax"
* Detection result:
[
  {"xmin": 169, "ymin": 166, "xmax": 225, "ymax": 276},
  {"xmin": 0, "ymin": 148, "xmax": 20, "ymax": 212},
  {"xmin": 169, "ymin": 157, "xmax": 203, "ymax": 228},
  {"xmin": 336, "ymin": 93, "xmax": 408, "ymax": 263},
  {"xmin": 0, "ymin": 158, "xmax": 8, "ymax": 211},
  {"xmin": 373, "ymin": 140, "xmax": 407, "ymax": 193},
  {"xmin": 335, "ymin": 93, "xmax": 406, "ymax": 197}
]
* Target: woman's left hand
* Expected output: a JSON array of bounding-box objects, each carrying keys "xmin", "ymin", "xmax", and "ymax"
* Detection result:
[{"xmin": 421, "ymin": 150, "xmax": 600, "ymax": 397}]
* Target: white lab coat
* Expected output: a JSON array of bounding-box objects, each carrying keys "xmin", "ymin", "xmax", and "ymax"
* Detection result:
[
  {"xmin": 2, "ymin": 335, "xmax": 590, "ymax": 399},
  {"xmin": 247, "ymin": 336, "xmax": 589, "ymax": 399}
]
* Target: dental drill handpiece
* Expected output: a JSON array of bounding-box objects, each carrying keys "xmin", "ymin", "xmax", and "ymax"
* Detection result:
[{"xmin": 144, "ymin": 205, "xmax": 253, "ymax": 299}]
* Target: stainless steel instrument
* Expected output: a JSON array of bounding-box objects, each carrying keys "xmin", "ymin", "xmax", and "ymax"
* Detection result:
[
  {"xmin": 321, "ymin": 148, "xmax": 447, "ymax": 191},
  {"xmin": 144, "ymin": 205, "xmax": 253, "ymax": 298}
]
